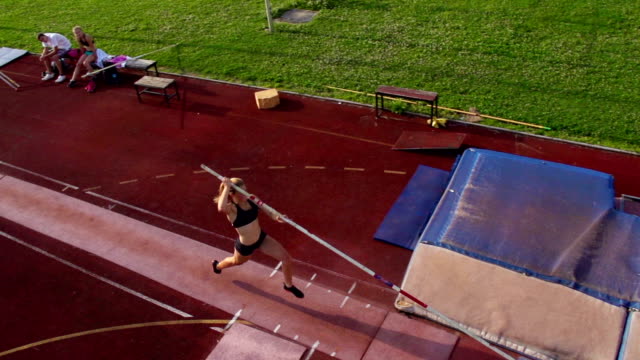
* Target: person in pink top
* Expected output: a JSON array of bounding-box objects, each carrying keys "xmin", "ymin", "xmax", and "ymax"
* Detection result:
[{"xmin": 37, "ymin": 32, "xmax": 71, "ymax": 84}]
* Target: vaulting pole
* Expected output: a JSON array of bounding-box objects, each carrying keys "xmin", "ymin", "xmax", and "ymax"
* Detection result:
[
  {"xmin": 0, "ymin": 71, "xmax": 19, "ymax": 90},
  {"xmin": 200, "ymin": 164, "xmax": 515, "ymax": 360},
  {"xmin": 83, "ymin": 43, "xmax": 180, "ymax": 78}
]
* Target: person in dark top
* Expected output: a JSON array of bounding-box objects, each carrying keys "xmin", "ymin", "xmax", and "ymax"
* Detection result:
[
  {"xmin": 212, "ymin": 177, "xmax": 304, "ymax": 298},
  {"xmin": 68, "ymin": 26, "xmax": 97, "ymax": 88}
]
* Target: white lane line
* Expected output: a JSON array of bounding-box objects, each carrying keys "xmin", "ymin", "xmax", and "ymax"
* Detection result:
[
  {"xmin": 305, "ymin": 166, "xmax": 325, "ymax": 170},
  {"xmin": 155, "ymin": 173, "xmax": 174, "ymax": 179},
  {"xmin": 223, "ymin": 309, "xmax": 243, "ymax": 331},
  {"xmin": 119, "ymin": 179, "xmax": 138, "ymax": 185},
  {"xmin": 304, "ymin": 341, "xmax": 320, "ymax": 360},
  {"xmin": 0, "ymin": 160, "xmax": 79, "ymax": 190},
  {"xmin": 344, "ymin": 167, "xmax": 365, "ymax": 172},
  {"xmin": 384, "ymin": 170, "xmax": 406, "ymax": 175},
  {"xmin": 269, "ymin": 262, "xmax": 282, "ymax": 278},
  {"xmin": 230, "ymin": 167, "xmax": 250, "ymax": 171},
  {"xmin": 294, "ymin": 335, "xmax": 299, "ymax": 341},
  {"xmin": 62, "ymin": 186, "xmax": 71, "ymax": 192},
  {"xmin": 273, "ymin": 324, "xmax": 281, "ymax": 333},
  {"xmin": 268, "ymin": 166, "xmax": 286, "ymax": 170},
  {"xmin": 86, "ymin": 192, "xmax": 234, "ymax": 241},
  {"xmin": 0, "ymin": 230, "xmax": 192, "ymax": 318}
]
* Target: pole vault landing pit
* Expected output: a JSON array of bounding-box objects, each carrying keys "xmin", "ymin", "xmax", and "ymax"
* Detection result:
[{"xmin": 276, "ymin": 9, "xmax": 318, "ymax": 23}]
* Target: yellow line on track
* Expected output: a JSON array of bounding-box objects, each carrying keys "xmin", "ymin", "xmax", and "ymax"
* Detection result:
[
  {"xmin": 0, "ymin": 319, "xmax": 252, "ymax": 357},
  {"xmin": 384, "ymin": 170, "xmax": 406, "ymax": 175},
  {"xmin": 155, "ymin": 173, "xmax": 175, "ymax": 179}
]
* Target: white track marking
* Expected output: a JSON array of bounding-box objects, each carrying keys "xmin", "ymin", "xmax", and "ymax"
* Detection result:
[
  {"xmin": 344, "ymin": 167, "xmax": 365, "ymax": 171},
  {"xmin": 83, "ymin": 186, "xmax": 101, "ymax": 192},
  {"xmin": 0, "ymin": 161, "xmax": 78, "ymax": 189},
  {"xmin": 303, "ymin": 341, "xmax": 320, "ymax": 360},
  {"xmin": 119, "ymin": 179, "xmax": 138, "ymax": 185},
  {"xmin": 348, "ymin": 282, "xmax": 357, "ymax": 294},
  {"xmin": 269, "ymin": 262, "xmax": 282, "ymax": 278},
  {"xmin": 340, "ymin": 296, "xmax": 350, "ymax": 308},
  {"xmin": 86, "ymin": 192, "xmax": 234, "ymax": 240},
  {"xmin": 0, "ymin": 230, "xmax": 192, "ymax": 318},
  {"xmin": 223, "ymin": 309, "xmax": 243, "ymax": 331},
  {"xmin": 273, "ymin": 324, "xmax": 281, "ymax": 333}
]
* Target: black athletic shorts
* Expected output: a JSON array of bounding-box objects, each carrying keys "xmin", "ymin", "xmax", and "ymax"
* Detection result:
[{"xmin": 235, "ymin": 230, "xmax": 267, "ymax": 256}]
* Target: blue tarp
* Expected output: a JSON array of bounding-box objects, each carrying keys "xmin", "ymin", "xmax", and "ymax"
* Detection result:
[
  {"xmin": 420, "ymin": 149, "xmax": 640, "ymax": 308},
  {"xmin": 374, "ymin": 165, "xmax": 449, "ymax": 250}
]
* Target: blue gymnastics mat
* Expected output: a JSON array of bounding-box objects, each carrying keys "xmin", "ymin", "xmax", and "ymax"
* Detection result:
[{"xmin": 374, "ymin": 165, "xmax": 449, "ymax": 250}]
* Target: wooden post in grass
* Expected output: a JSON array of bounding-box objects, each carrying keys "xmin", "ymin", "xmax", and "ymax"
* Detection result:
[{"xmin": 264, "ymin": 0, "xmax": 275, "ymax": 33}]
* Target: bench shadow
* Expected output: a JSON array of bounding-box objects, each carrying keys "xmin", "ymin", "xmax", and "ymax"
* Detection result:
[{"xmin": 233, "ymin": 280, "xmax": 458, "ymax": 359}]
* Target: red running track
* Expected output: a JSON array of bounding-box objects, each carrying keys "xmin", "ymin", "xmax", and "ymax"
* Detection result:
[{"xmin": 1, "ymin": 54, "xmax": 639, "ymax": 359}]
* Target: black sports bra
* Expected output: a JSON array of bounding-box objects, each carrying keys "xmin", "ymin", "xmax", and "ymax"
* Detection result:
[{"xmin": 232, "ymin": 201, "xmax": 259, "ymax": 228}]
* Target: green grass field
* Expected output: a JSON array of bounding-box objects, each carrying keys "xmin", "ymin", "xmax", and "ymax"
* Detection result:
[{"xmin": 1, "ymin": 0, "xmax": 638, "ymax": 152}]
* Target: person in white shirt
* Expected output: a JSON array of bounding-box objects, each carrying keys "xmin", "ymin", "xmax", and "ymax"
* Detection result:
[{"xmin": 37, "ymin": 32, "xmax": 71, "ymax": 83}]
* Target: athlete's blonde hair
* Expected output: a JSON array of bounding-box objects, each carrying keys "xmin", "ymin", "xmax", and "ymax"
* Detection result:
[{"xmin": 214, "ymin": 178, "xmax": 244, "ymax": 204}]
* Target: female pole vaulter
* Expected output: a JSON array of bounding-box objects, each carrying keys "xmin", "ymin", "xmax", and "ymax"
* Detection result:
[{"xmin": 211, "ymin": 177, "xmax": 304, "ymax": 298}]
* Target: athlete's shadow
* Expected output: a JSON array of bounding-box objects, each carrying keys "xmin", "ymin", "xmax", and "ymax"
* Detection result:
[{"xmin": 232, "ymin": 280, "xmax": 459, "ymax": 358}]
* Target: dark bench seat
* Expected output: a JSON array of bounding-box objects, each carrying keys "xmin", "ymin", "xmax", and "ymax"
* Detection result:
[{"xmin": 375, "ymin": 85, "xmax": 439, "ymax": 119}]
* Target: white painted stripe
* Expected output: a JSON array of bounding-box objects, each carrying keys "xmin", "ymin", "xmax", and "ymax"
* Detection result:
[
  {"xmin": 294, "ymin": 335, "xmax": 299, "ymax": 341},
  {"xmin": 62, "ymin": 186, "xmax": 71, "ymax": 192},
  {"xmin": 268, "ymin": 166, "xmax": 286, "ymax": 169},
  {"xmin": 330, "ymin": 352, "xmax": 336, "ymax": 357},
  {"xmin": 224, "ymin": 309, "xmax": 243, "ymax": 331},
  {"xmin": 304, "ymin": 341, "xmax": 320, "ymax": 360},
  {"xmin": 310, "ymin": 273, "xmax": 317, "ymax": 281},
  {"xmin": 348, "ymin": 282, "xmax": 357, "ymax": 294},
  {"xmin": 365, "ymin": 304, "xmax": 371, "ymax": 309},
  {"xmin": 384, "ymin": 170, "xmax": 406, "ymax": 175},
  {"xmin": 344, "ymin": 167, "xmax": 365, "ymax": 171},
  {"xmin": 0, "ymin": 161, "xmax": 79, "ymax": 189},
  {"xmin": 155, "ymin": 173, "xmax": 174, "ymax": 179},
  {"xmin": 86, "ymin": 192, "xmax": 234, "ymax": 241},
  {"xmin": 340, "ymin": 296, "xmax": 349, "ymax": 308},
  {"xmin": 0, "ymin": 230, "xmax": 192, "ymax": 318},
  {"xmin": 119, "ymin": 179, "xmax": 138, "ymax": 185},
  {"xmin": 230, "ymin": 167, "xmax": 250, "ymax": 171},
  {"xmin": 269, "ymin": 261, "xmax": 282, "ymax": 278},
  {"xmin": 305, "ymin": 166, "xmax": 325, "ymax": 170},
  {"xmin": 83, "ymin": 186, "xmax": 101, "ymax": 192},
  {"xmin": 273, "ymin": 324, "xmax": 281, "ymax": 333}
]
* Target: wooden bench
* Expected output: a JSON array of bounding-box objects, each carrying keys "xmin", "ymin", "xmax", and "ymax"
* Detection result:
[
  {"xmin": 375, "ymin": 85, "xmax": 439, "ymax": 119},
  {"xmin": 134, "ymin": 76, "xmax": 179, "ymax": 106},
  {"xmin": 125, "ymin": 59, "xmax": 159, "ymax": 76}
]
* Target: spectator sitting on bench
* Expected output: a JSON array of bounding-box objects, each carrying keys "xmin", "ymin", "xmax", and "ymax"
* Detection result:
[
  {"xmin": 37, "ymin": 32, "xmax": 72, "ymax": 84},
  {"xmin": 68, "ymin": 26, "xmax": 97, "ymax": 88}
]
